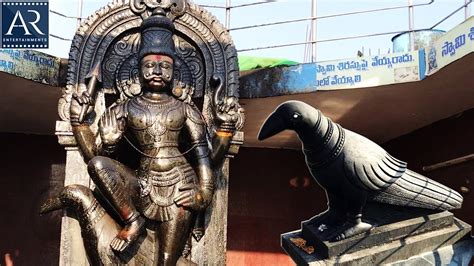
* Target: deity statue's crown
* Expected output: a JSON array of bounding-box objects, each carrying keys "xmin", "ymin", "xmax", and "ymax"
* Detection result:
[{"xmin": 138, "ymin": 8, "xmax": 176, "ymax": 60}]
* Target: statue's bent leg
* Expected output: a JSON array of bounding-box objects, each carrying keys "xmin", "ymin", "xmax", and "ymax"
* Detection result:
[
  {"xmin": 157, "ymin": 208, "xmax": 195, "ymax": 266},
  {"xmin": 87, "ymin": 156, "xmax": 145, "ymax": 253}
]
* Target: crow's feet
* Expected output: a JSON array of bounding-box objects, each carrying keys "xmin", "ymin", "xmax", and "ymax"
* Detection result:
[
  {"xmin": 306, "ymin": 209, "xmax": 344, "ymax": 233},
  {"xmin": 330, "ymin": 221, "xmax": 372, "ymax": 241}
]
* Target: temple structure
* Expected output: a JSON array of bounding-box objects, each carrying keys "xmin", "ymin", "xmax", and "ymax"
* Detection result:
[{"xmin": 0, "ymin": 2, "xmax": 473, "ymax": 264}]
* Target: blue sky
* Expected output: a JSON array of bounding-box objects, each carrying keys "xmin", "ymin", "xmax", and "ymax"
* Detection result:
[{"xmin": 43, "ymin": 0, "xmax": 470, "ymax": 62}]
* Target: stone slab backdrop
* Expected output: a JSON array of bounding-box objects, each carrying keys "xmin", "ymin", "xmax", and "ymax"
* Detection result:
[{"xmin": 55, "ymin": 0, "xmax": 244, "ymax": 264}]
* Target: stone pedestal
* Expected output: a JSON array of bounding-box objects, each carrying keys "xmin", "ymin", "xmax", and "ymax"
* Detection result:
[{"xmin": 281, "ymin": 203, "xmax": 472, "ymax": 265}]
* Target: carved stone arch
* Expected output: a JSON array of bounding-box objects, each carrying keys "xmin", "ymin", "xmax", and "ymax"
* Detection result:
[
  {"xmin": 71, "ymin": 5, "xmax": 135, "ymax": 84},
  {"xmin": 59, "ymin": 0, "xmax": 242, "ymax": 134}
]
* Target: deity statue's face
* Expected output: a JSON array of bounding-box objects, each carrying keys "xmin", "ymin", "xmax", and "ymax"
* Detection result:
[{"xmin": 140, "ymin": 54, "xmax": 174, "ymax": 92}]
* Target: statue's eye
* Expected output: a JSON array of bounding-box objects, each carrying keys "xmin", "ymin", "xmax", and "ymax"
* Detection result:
[{"xmin": 145, "ymin": 63, "xmax": 154, "ymax": 68}]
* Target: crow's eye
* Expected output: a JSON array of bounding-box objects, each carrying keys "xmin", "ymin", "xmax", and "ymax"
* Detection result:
[{"xmin": 292, "ymin": 112, "xmax": 302, "ymax": 120}]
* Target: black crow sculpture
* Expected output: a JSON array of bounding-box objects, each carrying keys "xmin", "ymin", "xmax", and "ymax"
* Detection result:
[{"xmin": 258, "ymin": 100, "xmax": 463, "ymax": 241}]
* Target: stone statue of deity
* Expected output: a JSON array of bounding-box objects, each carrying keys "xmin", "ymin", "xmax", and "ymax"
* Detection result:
[{"xmin": 42, "ymin": 1, "xmax": 244, "ymax": 265}]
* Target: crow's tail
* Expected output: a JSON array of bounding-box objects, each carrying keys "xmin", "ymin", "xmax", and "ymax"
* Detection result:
[{"xmin": 372, "ymin": 169, "xmax": 463, "ymax": 210}]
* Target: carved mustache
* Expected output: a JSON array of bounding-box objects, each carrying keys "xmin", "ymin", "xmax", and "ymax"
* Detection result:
[
  {"xmin": 143, "ymin": 73, "xmax": 170, "ymax": 81},
  {"xmin": 144, "ymin": 74, "xmax": 163, "ymax": 81}
]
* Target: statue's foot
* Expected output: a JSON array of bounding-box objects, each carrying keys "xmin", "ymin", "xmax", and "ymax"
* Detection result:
[
  {"xmin": 110, "ymin": 216, "xmax": 146, "ymax": 253},
  {"xmin": 330, "ymin": 221, "xmax": 372, "ymax": 241}
]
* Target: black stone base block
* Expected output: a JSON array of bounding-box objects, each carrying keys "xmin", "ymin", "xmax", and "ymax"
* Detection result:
[{"xmin": 282, "ymin": 204, "xmax": 472, "ymax": 265}]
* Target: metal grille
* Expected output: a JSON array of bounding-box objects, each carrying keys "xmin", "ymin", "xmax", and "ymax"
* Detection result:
[{"xmin": 50, "ymin": 0, "xmax": 472, "ymax": 63}]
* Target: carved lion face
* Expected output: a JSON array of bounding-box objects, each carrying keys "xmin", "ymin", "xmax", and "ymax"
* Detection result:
[{"xmin": 139, "ymin": 54, "xmax": 174, "ymax": 92}]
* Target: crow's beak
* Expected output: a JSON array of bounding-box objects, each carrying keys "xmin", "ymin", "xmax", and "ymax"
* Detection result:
[{"xmin": 258, "ymin": 112, "xmax": 287, "ymax": 140}]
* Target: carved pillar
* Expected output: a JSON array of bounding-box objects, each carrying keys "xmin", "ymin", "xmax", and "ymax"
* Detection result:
[
  {"xmin": 56, "ymin": 92, "xmax": 106, "ymax": 265},
  {"xmin": 56, "ymin": 121, "xmax": 89, "ymax": 266}
]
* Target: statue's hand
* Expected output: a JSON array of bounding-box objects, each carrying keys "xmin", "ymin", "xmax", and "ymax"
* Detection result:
[
  {"xmin": 216, "ymin": 96, "xmax": 245, "ymax": 130},
  {"xmin": 174, "ymin": 183, "xmax": 211, "ymax": 211},
  {"xmin": 99, "ymin": 109, "xmax": 123, "ymax": 146},
  {"xmin": 70, "ymin": 91, "xmax": 94, "ymax": 125}
]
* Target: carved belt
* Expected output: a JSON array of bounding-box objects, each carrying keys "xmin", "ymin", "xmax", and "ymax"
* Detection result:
[
  {"xmin": 137, "ymin": 165, "xmax": 196, "ymax": 222},
  {"xmin": 149, "ymin": 166, "xmax": 195, "ymax": 186},
  {"xmin": 138, "ymin": 165, "xmax": 194, "ymax": 197}
]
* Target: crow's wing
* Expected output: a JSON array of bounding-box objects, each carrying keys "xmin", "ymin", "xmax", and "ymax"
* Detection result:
[
  {"xmin": 341, "ymin": 130, "xmax": 462, "ymax": 210},
  {"xmin": 342, "ymin": 131, "xmax": 407, "ymax": 191}
]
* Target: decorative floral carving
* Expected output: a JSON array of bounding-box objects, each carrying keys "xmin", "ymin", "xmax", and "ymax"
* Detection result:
[{"xmin": 130, "ymin": 0, "xmax": 186, "ymax": 19}]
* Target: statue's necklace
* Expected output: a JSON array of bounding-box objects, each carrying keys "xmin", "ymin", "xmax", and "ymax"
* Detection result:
[{"xmin": 136, "ymin": 95, "xmax": 174, "ymax": 110}]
